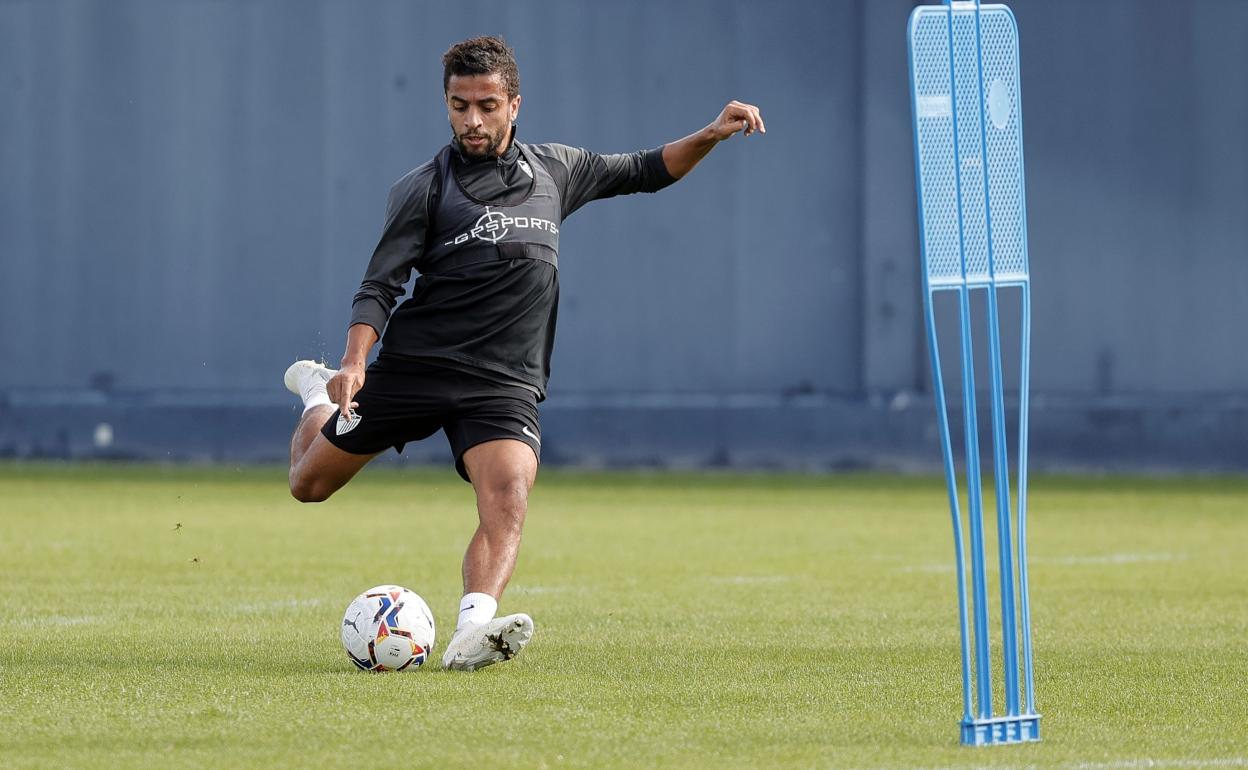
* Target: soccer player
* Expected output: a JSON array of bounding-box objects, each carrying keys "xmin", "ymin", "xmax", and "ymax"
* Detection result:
[{"xmin": 284, "ymin": 36, "xmax": 764, "ymax": 671}]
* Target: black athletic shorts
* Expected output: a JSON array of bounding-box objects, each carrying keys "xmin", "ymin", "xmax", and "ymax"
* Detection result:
[{"xmin": 320, "ymin": 356, "xmax": 541, "ymax": 483}]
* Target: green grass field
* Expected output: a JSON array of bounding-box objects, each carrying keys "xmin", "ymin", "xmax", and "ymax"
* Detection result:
[{"xmin": 0, "ymin": 463, "xmax": 1244, "ymax": 769}]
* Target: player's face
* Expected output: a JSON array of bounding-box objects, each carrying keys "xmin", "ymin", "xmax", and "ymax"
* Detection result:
[{"xmin": 446, "ymin": 73, "xmax": 520, "ymax": 158}]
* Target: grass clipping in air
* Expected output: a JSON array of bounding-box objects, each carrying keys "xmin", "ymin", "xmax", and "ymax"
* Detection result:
[{"xmin": 0, "ymin": 464, "xmax": 1244, "ymax": 769}]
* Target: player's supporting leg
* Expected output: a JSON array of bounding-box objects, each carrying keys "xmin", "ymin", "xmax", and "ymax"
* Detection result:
[
  {"xmin": 284, "ymin": 361, "xmax": 377, "ymax": 503},
  {"xmin": 461, "ymin": 438, "xmax": 537, "ymax": 596},
  {"xmin": 442, "ymin": 438, "xmax": 537, "ymax": 670}
]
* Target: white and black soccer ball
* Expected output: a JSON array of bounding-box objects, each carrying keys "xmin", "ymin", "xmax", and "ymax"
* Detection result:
[{"xmin": 340, "ymin": 585, "xmax": 436, "ymax": 672}]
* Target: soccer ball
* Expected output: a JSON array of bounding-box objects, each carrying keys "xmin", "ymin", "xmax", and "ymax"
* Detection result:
[{"xmin": 340, "ymin": 585, "xmax": 436, "ymax": 671}]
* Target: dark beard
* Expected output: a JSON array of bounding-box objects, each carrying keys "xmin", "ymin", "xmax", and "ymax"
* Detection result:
[{"xmin": 454, "ymin": 127, "xmax": 504, "ymax": 159}]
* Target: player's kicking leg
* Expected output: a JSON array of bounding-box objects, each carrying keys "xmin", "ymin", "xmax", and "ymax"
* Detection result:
[
  {"xmin": 441, "ymin": 438, "xmax": 537, "ymax": 671},
  {"xmin": 284, "ymin": 360, "xmax": 377, "ymax": 502}
]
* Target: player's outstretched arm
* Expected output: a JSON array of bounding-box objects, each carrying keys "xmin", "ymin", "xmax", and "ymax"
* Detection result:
[
  {"xmin": 328, "ymin": 323, "xmax": 379, "ymax": 419},
  {"xmin": 661, "ymin": 100, "xmax": 765, "ymax": 180}
]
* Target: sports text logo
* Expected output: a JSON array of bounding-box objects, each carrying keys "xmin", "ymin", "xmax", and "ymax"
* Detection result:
[{"xmin": 444, "ymin": 207, "xmax": 558, "ymax": 246}]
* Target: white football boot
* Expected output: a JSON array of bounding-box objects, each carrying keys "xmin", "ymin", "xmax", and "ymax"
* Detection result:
[
  {"xmin": 283, "ymin": 359, "xmax": 336, "ymax": 406},
  {"xmin": 441, "ymin": 613, "xmax": 535, "ymax": 672}
]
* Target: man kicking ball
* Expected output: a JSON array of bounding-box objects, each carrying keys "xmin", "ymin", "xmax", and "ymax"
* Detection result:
[{"xmin": 284, "ymin": 36, "xmax": 764, "ymax": 671}]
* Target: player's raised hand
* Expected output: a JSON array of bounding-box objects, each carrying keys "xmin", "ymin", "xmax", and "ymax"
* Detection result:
[
  {"xmin": 327, "ymin": 364, "xmax": 365, "ymax": 419},
  {"xmin": 709, "ymin": 100, "xmax": 766, "ymax": 140}
]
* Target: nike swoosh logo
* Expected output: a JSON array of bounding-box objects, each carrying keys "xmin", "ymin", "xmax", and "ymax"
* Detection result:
[
  {"xmin": 459, "ymin": 604, "xmax": 476, "ymax": 615},
  {"xmin": 521, "ymin": 425, "xmax": 541, "ymax": 445}
]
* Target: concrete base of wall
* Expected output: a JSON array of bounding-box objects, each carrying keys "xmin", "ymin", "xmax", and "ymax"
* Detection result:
[{"xmin": 1, "ymin": 390, "xmax": 1245, "ymax": 473}]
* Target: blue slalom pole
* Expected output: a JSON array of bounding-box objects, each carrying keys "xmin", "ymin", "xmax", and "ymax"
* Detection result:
[
  {"xmin": 1018, "ymin": 283, "xmax": 1035, "ymax": 715},
  {"xmin": 944, "ymin": 0, "xmax": 993, "ymax": 722},
  {"xmin": 909, "ymin": 0, "xmax": 1039, "ymax": 745},
  {"xmin": 971, "ymin": 0, "xmax": 1022, "ymax": 718},
  {"xmin": 1013, "ymin": 49, "xmax": 1037, "ymax": 713},
  {"xmin": 908, "ymin": 23, "xmax": 974, "ymax": 726}
]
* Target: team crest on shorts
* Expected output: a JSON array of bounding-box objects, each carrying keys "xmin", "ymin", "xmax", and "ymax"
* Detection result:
[{"xmin": 336, "ymin": 410, "xmax": 362, "ymax": 436}]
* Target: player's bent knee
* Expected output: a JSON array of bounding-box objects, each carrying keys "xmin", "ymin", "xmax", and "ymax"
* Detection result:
[
  {"xmin": 291, "ymin": 485, "xmax": 331, "ymax": 504},
  {"xmin": 289, "ymin": 469, "xmax": 336, "ymax": 503},
  {"xmin": 289, "ymin": 435, "xmax": 375, "ymax": 503},
  {"xmin": 290, "ymin": 481, "xmax": 329, "ymax": 504}
]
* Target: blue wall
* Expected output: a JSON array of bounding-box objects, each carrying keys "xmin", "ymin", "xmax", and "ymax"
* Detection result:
[{"xmin": 2, "ymin": 1, "xmax": 1246, "ymax": 469}]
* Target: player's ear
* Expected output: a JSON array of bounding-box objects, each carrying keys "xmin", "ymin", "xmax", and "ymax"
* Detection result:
[{"xmin": 511, "ymin": 94, "xmax": 522, "ymax": 123}]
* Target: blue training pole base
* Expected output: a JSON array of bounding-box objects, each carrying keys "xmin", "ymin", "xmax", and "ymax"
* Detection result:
[{"xmin": 961, "ymin": 715, "xmax": 1041, "ymax": 746}]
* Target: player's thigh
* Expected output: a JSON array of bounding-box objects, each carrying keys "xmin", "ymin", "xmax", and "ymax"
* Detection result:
[
  {"xmin": 289, "ymin": 432, "xmax": 379, "ymax": 502},
  {"xmin": 445, "ymin": 384, "xmax": 541, "ymax": 484}
]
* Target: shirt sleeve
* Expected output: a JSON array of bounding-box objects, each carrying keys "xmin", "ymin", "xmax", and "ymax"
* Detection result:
[
  {"xmin": 534, "ymin": 143, "xmax": 677, "ymax": 219},
  {"xmin": 348, "ymin": 161, "xmax": 437, "ymax": 336}
]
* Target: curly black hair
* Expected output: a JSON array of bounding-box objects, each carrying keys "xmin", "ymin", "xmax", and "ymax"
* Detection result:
[{"xmin": 442, "ymin": 36, "xmax": 520, "ymax": 99}]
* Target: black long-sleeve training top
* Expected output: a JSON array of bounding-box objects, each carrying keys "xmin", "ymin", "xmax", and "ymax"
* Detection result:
[{"xmin": 349, "ymin": 130, "xmax": 675, "ymax": 400}]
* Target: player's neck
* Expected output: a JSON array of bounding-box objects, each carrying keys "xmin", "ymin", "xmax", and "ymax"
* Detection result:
[{"xmin": 495, "ymin": 125, "xmax": 516, "ymax": 157}]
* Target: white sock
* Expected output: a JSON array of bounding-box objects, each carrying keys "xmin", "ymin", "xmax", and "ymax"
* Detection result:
[
  {"xmin": 302, "ymin": 393, "xmax": 332, "ymax": 414},
  {"xmin": 297, "ymin": 368, "xmax": 333, "ymax": 413},
  {"xmin": 455, "ymin": 592, "xmax": 497, "ymax": 634}
]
